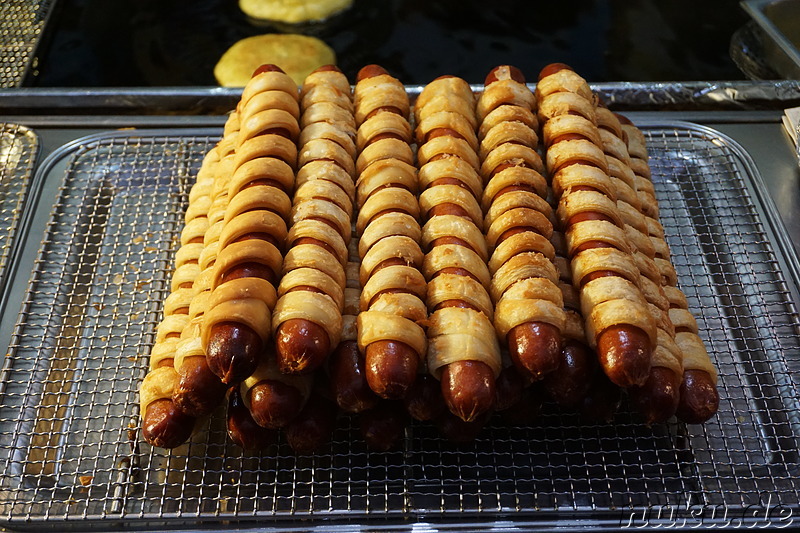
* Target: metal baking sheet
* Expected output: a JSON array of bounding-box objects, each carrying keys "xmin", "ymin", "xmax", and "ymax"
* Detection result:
[{"xmin": 0, "ymin": 122, "xmax": 798, "ymax": 531}]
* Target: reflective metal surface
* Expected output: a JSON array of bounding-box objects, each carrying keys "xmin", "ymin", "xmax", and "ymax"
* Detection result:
[
  {"xmin": 0, "ymin": 122, "xmax": 797, "ymax": 531},
  {"xmin": 742, "ymin": 0, "xmax": 800, "ymax": 79},
  {"xmin": 0, "ymin": 1, "xmax": 55, "ymax": 88}
]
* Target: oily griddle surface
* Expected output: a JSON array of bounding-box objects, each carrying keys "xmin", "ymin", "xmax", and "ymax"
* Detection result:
[{"xmin": 31, "ymin": 0, "xmax": 748, "ymax": 87}]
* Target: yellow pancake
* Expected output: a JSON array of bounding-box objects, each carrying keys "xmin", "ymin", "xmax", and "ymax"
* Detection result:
[
  {"xmin": 214, "ymin": 34, "xmax": 336, "ymax": 87},
  {"xmin": 239, "ymin": 0, "xmax": 353, "ymax": 24}
]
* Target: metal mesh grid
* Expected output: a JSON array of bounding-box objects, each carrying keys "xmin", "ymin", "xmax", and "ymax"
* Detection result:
[
  {"xmin": 0, "ymin": 1, "xmax": 54, "ymax": 88},
  {"xmin": 0, "ymin": 124, "xmax": 798, "ymax": 530},
  {"xmin": 0, "ymin": 122, "xmax": 38, "ymax": 294}
]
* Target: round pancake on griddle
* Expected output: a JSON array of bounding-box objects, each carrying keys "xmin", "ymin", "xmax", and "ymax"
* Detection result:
[
  {"xmin": 239, "ymin": 0, "xmax": 354, "ymax": 24},
  {"xmin": 214, "ymin": 34, "xmax": 336, "ymax": 86}
]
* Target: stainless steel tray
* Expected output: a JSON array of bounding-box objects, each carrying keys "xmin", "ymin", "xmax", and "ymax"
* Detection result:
[
  {"xmin": 0, "ymin": 121, "xmax": 798, "ymax": 531},
  {"xmin": 742, "ymin": 0, "xmax": 800, "ymax": 79}
]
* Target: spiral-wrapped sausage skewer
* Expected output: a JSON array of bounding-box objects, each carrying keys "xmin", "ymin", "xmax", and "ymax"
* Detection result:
[
  {"xmin": 202, "ymin": 65, "xmax": 298, "ymax": 386},
  {"xmin": 589, "ymin": 107, "xmax": 683, "ymax": 423},
  {"xmin": 171, "ymin": 113, "xmax": 241, "ymax": 418},
  {"xmin": 218, "ymin": 65, "xmax": 317, "ymax": 430},
  {"xmin": 537, "ymin": 229, "xmax": 595, "ymax": 408},
  {"xmin": 273, "ymin": 65, "xmax": 356, "ymax": 375},
  {"xmin": 416, "ymin": 74, "xmax": 500, "ymax": 422},
  {"xmin": 477, "ymin": 65, "xmax": 565, "ymax": 382},
  {"xmin": 618, "ymin": 114, "xmax": 719, "ymax": 423},
  {"xmin": 140, "ymin": 139, "xmax": 228, "ymax": 448},
  {"xmin": 354, "ymin": 65, "xmax": 428, "ymax": 401},
  {"xmin": 550, "ymin": 231, "xmax": 622, "ymax": 421},
  {"xmin": 537, "ymin": 63, "xmax": 656, "ymax": 389}
]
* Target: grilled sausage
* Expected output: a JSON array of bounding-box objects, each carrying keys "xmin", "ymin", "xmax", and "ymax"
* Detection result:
[
  {"xmin": 478, "ymin": 65, "xmax": 566, "ymax": 380},
  {"xmin": 616, "ymin": 113, "xmax": 719, "ymax": 423},
  {"xmin": 273, "ymin": 65, "xmax": 356, "ymax": 374},
  {"xmin": 202, "ymin": 64, "xmax": 298, "ymax": 385},
  {"xmin": 580, "ymin": 106, "xmax": 682, "ymax": 423},
  {"xmin": 537, "ymin": 63, "xmax": 656, "ymax": 389},
  {"xmin": 354, "ymin": 65, "xmax": 427, "ymax": 400},
  {"xmin": 141, "ymin": 137, "xmax": 231, "ymax": 447},
  {"xmin": 226, "ymin": 386, "xmax": 278, "ymax": 450},
  {"xmin": 417, "ymin": 74, "xmax": 500, "ymax": 422}
]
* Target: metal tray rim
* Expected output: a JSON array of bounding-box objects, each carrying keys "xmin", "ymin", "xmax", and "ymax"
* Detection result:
[{"xmin": 741, "ymin": 0, "xmax": 800, "ymax": 70}]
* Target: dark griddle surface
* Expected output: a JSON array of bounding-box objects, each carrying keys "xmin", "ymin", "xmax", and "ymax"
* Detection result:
[{"xmin": 30, "ymin": 0, "xmax": 749, "ymax": 87}]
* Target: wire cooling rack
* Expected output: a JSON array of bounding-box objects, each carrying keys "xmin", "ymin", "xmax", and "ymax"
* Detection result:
[
  {"xmin": 0, "ymin": 122, "xmax": 38, "ymax": 298},
  {"xmin": 0, "ymin": 1, "xmax": 54, "ymax": 88},
  {"xmin": 0, "ymin": 122, "xmax": 798, "ymax": 531}
]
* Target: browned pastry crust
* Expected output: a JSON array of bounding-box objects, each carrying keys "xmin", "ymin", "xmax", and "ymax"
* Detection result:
[
  {"xmin": 141, "ymin": 119, "xmax": 241, "ymax": 447},
  {"xmin": 416, "ymin": 74, "xmax": 500, "ymax": 423},
  {"xmin": 201, "ymin": 67, "xmax": 299, "ymax": 385},
  {"xmin": 354, "ymin": 67, "xmax": 428, "ymax": 400},
  {"xmin": 415, "ymin": 76, "xmax": 476, "ymax": 129},
  {"xmin": 617, "ymin": 114, "xmax": 718, "ymax": 423},
  {"xmin": 537, "ymin": 66, "xmax": 656, "ymax": 389},
  {"xmin": 272, "ymin": 67, "xmax": 357, "ymax": 374},
  {"xmin": 477, "ymin": 66, "xmax": 567, "ymax": 381}
]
